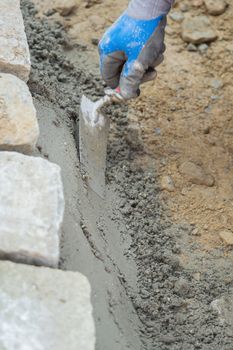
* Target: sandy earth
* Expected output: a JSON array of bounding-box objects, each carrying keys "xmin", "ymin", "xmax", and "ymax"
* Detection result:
[{"xmin": 22, "ymin": 0, "xmax": 233, "ymax": 349}]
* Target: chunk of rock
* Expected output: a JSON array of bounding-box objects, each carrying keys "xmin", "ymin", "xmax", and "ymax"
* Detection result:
[
  {"xmin": 198, "ymin": 43, "xmax": 209, "ymax": 53},
  {"xmin": 204, "ymin": 0, "xmax": 227, "ymax": 15},
  {"xmin": 211, "ymin": 79, "xmax": 223, "ymax": 89},
  {"xmin": 0, "ymin": 152, "xmax": 64, "ymax": 267},
  {"xmin": 126, "ymin": 122, "xmax": 143, "ymax": 150},
  {"xmin": 192, "ymin": 0, "xmax": 204, "ymax": 7},
  {"xmin": 180, "ymin": 3, "xmax": 189, "ymax": 12},
  {"xmin": 53, "ymin": 0, "xmax": 79, "ymax": 16},
  {"xmin": 219, "ymin": 230, "xmax": 233, "ymax": 246},
  {"xmin": 0, "ymin": 0, "xmax": 31, "ymax": 81},
  {"xmin": 182, "ymin": 16, "xmax": 217, "ymax": 44},
  {"xmin": 211, "ymin": 294, "xmax": 233, "ymax": 326},
  {"xmin": 0, "ymin": 73, "xmax": 39, "ymax": 153},
  {"xmin": 187, "ymin": 43, "xmax": 198, "ymax": 51},
  {"xmin": 179, "ymin": 161, "xmax": 215, "ymax": 186},
  {"xmin": 161, "ymin": 175, "xmax": 175, "ymax": 192},
  {"xmin": 169, "ymin": 11, "xmax": 185, "ymax": 22},
  {"xmin": 0, "ymin": 261, "xmax": 95, "ymax": 350},
  {"xmin": 174, "ymin": 278, "xmax": 190, "ymax": 297}
]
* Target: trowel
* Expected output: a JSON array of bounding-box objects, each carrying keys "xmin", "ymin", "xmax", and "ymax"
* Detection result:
[{"xmin": 79, "ymin": 88, "xmax": 122, "ymax": 198}]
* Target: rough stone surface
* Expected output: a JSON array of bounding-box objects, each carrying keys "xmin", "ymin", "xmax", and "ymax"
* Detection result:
[
  {"xmin": 174, "ymin": 278, "xmax": 190, "ymax": 297},
  {"xmin": 198, "ymin": 43, "xmax": 209, "ymax": 53},
  {"xmin": 53, "ymin": 0, "xmax": 79, "ymax": 16},
  {"xmin": 0, "ymin": 152, "xmax": 64, "ymax": 267},
  {"xmin": 182, "ymin": 16, "xmax": 217, "ymax": 44},
  {"xmin": 161, "ymin": 175, "xmax": 175, "ymax": 192},
  {"xmin": 187, "ymin": 43, "xmax": 198, "ymax": 52},
  {"xmin": 0, "ymin": 261, "xmax": 95, "ymax": 350},
  {"xmin": 0, "ymin": 0, "xmax": 31, "ymax": 81},
  {"xmin": 211, "ymin": 295, "xmax": 233, "ymax": 326},
  {"xmin": 204, "ymin": 0, "xmax": 227, "ymax": 15},
  {"xmin": 192, "ymin": 0, "xmax": 204, "ymax": 7},
  {"xmin": 219, "ymin": 230, "xmax": 233, "ymax": 246},
  {"xmin": 0, "ymin": 73, "xmax": 39, "ymax": 153},
  {"xmin": 169, "ymin": 11, "xmax": 185, "ymax": 22},
  {"xmin": 179, "ymin": 161, "xmax": 215, "ymax": 186}
]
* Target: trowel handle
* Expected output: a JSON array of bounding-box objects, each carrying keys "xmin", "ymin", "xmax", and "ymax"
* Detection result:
[{"xmin": 105, "ymin": 87, "xmax": 123, "ymax": 102}]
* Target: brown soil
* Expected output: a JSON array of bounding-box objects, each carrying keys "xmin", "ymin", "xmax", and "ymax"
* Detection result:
[{"xmin": 132, "ymin": 1, "xmax": 233, "ymax": 250}]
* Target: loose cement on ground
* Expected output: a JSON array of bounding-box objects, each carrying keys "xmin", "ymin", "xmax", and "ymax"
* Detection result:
[{"xmin": 22, "ymin": 1, "xmax": 233, "ymax": 349}]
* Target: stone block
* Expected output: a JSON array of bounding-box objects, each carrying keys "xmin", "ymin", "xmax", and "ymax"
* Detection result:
[
  {"xmin": 0, "ymin": 152, "xmax": 64, "ymax": 267},
  {"xmin": 0, "ymin": 73, "xmax": 39, "ymax": 153},
  {"xmin": 0, "ymin": 261, "xmax": 95, "ymax": 350},
  {"xmin": 0, "ymin": 0, "xmax": 31, "ymax": 81}
]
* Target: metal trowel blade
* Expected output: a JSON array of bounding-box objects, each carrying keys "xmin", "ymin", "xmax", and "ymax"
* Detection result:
[{"xmin": 79, "ymin": 95, "xmax": 110, "ymax": 198}]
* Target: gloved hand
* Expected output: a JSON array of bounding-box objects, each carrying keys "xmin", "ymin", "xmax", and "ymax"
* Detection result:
[{"xmin": 98, "ymin": 0, "xmax": 174, "ymax": 100}]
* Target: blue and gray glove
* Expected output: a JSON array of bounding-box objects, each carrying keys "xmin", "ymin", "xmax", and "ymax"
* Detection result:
[{"xmin": 99, "ymin": 0, "xmax": 174, "ymax": 100}]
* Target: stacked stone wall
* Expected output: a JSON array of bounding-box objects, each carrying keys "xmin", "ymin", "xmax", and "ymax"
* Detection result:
[{"xmin": 0, "ymin": 1, "xmax": 95, "ymax": 348}]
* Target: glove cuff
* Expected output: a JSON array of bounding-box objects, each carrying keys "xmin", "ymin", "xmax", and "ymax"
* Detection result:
[{"xmin": 127, "ymin": 0, "xmax": 174, "ymax": 20}]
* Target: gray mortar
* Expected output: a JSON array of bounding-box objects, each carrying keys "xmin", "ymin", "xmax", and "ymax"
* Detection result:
[{"xmin": 22, "ymin": 1, "xmax": 233, "ymax": 349}]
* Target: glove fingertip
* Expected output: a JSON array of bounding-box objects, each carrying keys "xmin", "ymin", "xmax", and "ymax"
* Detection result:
[{"xmin": 119, "ymin": 80, "xmax": 140, "ymax": 100}]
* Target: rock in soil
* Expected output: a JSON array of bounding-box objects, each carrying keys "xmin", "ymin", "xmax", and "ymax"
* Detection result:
[
  {"xmin": 219, "ymin": 230, "xmax": 233, "ymax": 246},
  {"xmin": 198, "ymin": 43, "xmax": 209, "ymax": 53},
  {"xmin": 161, "ymin": 175, "xmax": 175, "ymax": 192},
  {"xmin": 174, "ymin": 277, "xmax": 190, "ymax": 296},
  {"xmin": 182, "ymin": 16, "xmax": 217, "ymax": 44},
  {"xmin": 53, "ymin": 0, "xmax": 79, "ymax": 16},
  {"xmin": 126, "ymin": 122, "xmax": 143, "ymax": 150},
  {"xmin": 204, "ymin": 0, "xmax": 227, "ymax": 15},
  {"xmin": 211, "ymin": 294, "xmax": 233, "ymax": 326},
  {"xmin": 192, "ymin": 0, "xmax": 204, "ymax": 7},
  {"xmin": 179, "ymin": 161, "xmax": 215, "ymax": 186},
  {"xmin": 187, "ymin": 43, "xmax": 198, "ymax": 52},
  {"xmin": 169, "ymin": 11, "xmax": 184, "ymax": 23}
]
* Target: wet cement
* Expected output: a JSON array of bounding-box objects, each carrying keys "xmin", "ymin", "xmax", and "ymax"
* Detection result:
[{"xmin": 22, "ymin": 1, "xmax": 233, "ymax": 349}]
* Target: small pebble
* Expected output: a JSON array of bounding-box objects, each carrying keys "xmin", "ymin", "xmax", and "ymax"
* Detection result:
[
  {"xmin": 204, "ymin": 0, "xmax": 227, "ymax": 16},
  {"xmin": 211, "ymin": 79, "xmax": 223, "ymax": 89},
  {"xmin": 198, "ymin": 43, "xmax": 209, "ymax": 53},
  {"xmin": 91, "ymin": 38, "xmax": 99, "ymax": 46},
  {"xmin": 187, "ymin": 43, "xmax": 198, "ymax": 52},
  {"xmin": 161, "ymin": 175, "xmax": 175, "ymax": 192},
  {"xmin": 154, "ymin": 127, "xmax": 161, "ymax": 135},
  {"xmin": 169, "ymin": 11, "xmax": 184, "ymax": 22},
  {"xmin": 219, "ymin": 230, "xmax": 233, "ymax": 246},
  {"xmin": 180, "ymin": 3, "xmax": 189, "ymax": 12}
]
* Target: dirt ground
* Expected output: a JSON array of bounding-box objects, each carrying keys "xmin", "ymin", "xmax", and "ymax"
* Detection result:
[{"xmin": 22, "ymin": 0, "xmax": 233, "ymax": 349}]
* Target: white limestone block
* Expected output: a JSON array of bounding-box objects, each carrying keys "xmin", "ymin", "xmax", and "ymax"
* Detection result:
[
  {"xmin": 0, "ymin": 0, "xmax": 31, "ymax": 81},
  {"xmin": 0, "ymin": 152, "xmax": 64, "ymax": 267},
  {"xmin": 0, "ymin": 261, "xmax": 95, "ymax": 350},
  {"xmin": 0, "ymin": 73, "xmax": 39, "ymax": 153}
]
